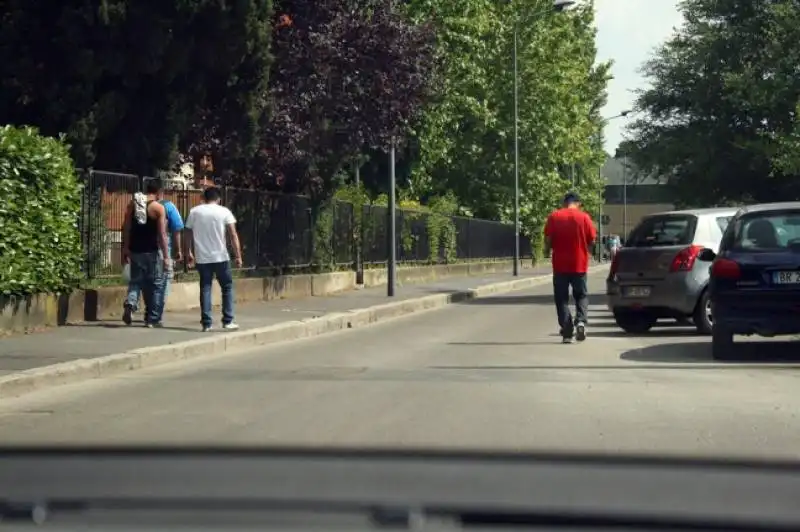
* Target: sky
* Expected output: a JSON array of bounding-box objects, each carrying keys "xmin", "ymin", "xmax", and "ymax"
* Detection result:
[{"xmin": 593, "ymin": 0, "xmax": 685, "ymax": 155}]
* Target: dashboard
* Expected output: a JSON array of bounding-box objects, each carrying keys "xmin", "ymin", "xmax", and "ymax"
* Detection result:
[{"xmin": 1, "ymin": 447, "xmax": 799, "ymax": 531}]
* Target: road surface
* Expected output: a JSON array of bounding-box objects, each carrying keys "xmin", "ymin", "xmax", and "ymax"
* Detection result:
[{"xmin": 2, "ymin": 272, "xmax": 800, "ymax": 460}]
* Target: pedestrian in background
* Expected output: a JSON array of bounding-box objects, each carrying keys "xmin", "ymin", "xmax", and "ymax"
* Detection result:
[
  {"xmin": 185, "ymin": 186, "xmax": 243, "ymax": 332},
  {"xmin": 544, "ymin": 192, "xmax": 597, "ymax": 344},
  {"xmin": 122, "ymin": 181, "xmax": 184, "ymax": 326},
  {"xmin": 121, "ymin": 180, "xmax": 171, "ymax": 328}
]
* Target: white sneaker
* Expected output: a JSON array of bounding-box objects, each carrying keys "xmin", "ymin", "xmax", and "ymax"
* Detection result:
[
  {"xmin": 222, "ymin": 322, "xmax": 240, "ymax": 331},
  {"xmin": 575, "ymin": 322, "xmax": 587, "ymax": 342}
]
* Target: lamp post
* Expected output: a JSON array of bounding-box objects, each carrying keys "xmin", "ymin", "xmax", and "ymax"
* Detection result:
[
  {"xmin": 600, "ymin": 110, "xmax": 630, "ymax": 251},
  {"xmin": 512, "ymin": 0, "xmax": 575, "ymax": 276},
  {"xmin": 388, "ymin": 141, "xmax": 397, "ymax": 297}
]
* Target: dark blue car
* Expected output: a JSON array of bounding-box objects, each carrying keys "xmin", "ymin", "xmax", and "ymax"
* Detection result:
[{"xmin": 698, "ymin": 202, "xmax": 800, "ymax": 360}]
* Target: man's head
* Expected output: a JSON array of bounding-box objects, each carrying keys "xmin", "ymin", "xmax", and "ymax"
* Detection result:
[
  {"xmin": 203, "ymin": 186, "xmax": 222, "ymax": 204},
  {"xmin": 145, "ymin": 180, "xmax": 163, "ymax": 198},
  {"xmin": 563, "ymin": 192, "xmax": 580, "ymax": 209}
]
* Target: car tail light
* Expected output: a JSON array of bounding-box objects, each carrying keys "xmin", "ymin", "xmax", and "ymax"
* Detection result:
[
  {"xmin": 711, "ymin": 258, "xmax": 741, "ymax": 279},
  {"xmin": 669, "ymin": 245, "xmax": 703, "ymax": 272},
  {"xmin": 609, "ymin": 253, "xmax": 620, "ymax": 277}
]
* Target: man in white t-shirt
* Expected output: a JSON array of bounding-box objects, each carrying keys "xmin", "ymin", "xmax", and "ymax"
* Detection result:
[{"xmin": 185, "ymin": 187, "xmax": 243, "ymax": 332}]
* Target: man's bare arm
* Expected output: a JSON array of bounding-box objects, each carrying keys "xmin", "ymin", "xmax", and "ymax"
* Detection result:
[
  {"xmin": 156, "ymin": 204, "xmax": 170, "ymax": 260},
  {"xmin": 227, "ymin": 223, "xmax": 243, "ymax": 266},
  {"xmin": 172, "ymin": 230, "xmax": 183, "ymax": 261},
  {"xmin": 121, "ymin": 202, "xmax": 133, "ymax": 261}
]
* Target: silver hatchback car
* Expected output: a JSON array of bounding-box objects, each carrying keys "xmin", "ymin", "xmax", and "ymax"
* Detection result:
[{"xmin": 606, "ymin": 207, "xmax": 739, "ymax": 334}]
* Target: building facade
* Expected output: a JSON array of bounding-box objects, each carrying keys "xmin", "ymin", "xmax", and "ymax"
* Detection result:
[{"xmin": 601, "ymin": 157, "xmax": 674, "ymax": 239}]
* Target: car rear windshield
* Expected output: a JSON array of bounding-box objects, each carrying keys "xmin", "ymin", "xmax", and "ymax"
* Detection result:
[
  {"xmin": 725, "ymin": 210, "xmax": 800, "ymax": 251},
  {"xmin": 627, "ymin": 214, "xmax": 697, "ymax": 247}
]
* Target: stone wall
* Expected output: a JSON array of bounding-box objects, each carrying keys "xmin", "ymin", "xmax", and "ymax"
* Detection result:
[{"xmin": 0, "ymin": 260, "xmax": 534, "ymax": 334}]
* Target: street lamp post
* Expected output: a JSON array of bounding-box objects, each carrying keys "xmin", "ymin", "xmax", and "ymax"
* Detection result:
[
  {"xmin": 388, "ymin": 140, "xmax": 397, "ymax": 297},
  {"xmin": 600, "ymin": 110, "xmax": 630, "ymax": 253},
  {"xmin": 622, "ymin": 153, "xmax": 628, "ymax": 241},
  {"xmin": 511, "ymin": 0, "xmax": 574, "ymax": 277}
]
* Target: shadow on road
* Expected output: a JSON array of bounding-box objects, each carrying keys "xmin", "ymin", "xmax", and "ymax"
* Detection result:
[
  {"xmin": 467, "ymin": 293, "xmax": 607, "ymax": 307},
  {"xmin": 447, "ymin": 341, "xmax": 567, "ymax": 346},
  {"xmin": 591, "ymin": 328, "xmax": 701, "ymax": 339},
  {"xmin": 621, "ymin": 339, "xmax": 800, "ymax": 364},
  {"xmin": 66, "ymin": 322, "xmax": 202, "ymax": 333}
]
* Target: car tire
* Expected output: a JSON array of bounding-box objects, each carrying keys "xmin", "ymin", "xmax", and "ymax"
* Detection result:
[
  {"xmin": 711, "ymin": 327, "xmax": 735, "ymax": 361},
  {"xmin": 613, "ymin": 309, "xmax": 656, "ymax": 334},
  {"xmin": 692, "ymin": 289, "xmax": 713, "ymax": 335}
]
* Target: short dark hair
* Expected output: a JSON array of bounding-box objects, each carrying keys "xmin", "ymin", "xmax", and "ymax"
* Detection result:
[
  {"xmin": 203, "ymin": 186, "xmax": 222, "ymax": 202},
  {"xmin": 563, "ymin": 192, "xmax": 580, "ymax": 205},
  {"xmin": 145, "ymin": 179, "xmax": 163, "ymax": 194}
]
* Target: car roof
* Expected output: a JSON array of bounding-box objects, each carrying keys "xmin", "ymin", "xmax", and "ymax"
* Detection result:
[
  {"xmin": 735, "ymin": 202, "xmax": 800, "ymax": 215},
  {"xmin": 644, "ymin": 207, "xmax": 740, "ymax": 217}
]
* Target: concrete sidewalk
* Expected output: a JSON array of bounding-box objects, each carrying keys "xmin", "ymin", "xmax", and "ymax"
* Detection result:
[{"xmin": 0, "ymin": 269, "xmax": 555, "ymax": 377}]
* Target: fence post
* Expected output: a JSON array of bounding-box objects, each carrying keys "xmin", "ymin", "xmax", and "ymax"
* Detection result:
[
  {"xmin": 85, "ymin": 169, "xmax": 93, "ymax": 279},
  {"xmin": 466, "ymin": 218, "xmax": 471, "ymax": 261}
]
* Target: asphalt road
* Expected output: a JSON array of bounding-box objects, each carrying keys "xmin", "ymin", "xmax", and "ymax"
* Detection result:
[{"xmin": 3, "ymin": 272, "xmax": 800, "ymax": 460}]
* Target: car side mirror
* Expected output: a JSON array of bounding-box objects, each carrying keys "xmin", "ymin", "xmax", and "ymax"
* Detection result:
[{"xmin": 698, "ymin": 248, "xmax": 716, "ymax": 262}]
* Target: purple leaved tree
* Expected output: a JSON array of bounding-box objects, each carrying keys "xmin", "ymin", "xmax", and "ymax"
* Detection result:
[{"xmin": 251, "ymin": 0, "xmax": 437, "ymax": 196}]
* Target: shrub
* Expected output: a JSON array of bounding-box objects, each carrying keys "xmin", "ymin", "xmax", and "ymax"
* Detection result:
[
  {"xmin": 532, "ymin": 226, "xmax": 547, "ymax": 264},
  {"xmin": 0, "ymin": 126, "xmax": 82, "ymax": 296}
]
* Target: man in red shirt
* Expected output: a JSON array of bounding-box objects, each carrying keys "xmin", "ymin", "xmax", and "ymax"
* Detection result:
[{"xmin": 544, "ymin": 192, "xmax": 597, "ymax": 343}]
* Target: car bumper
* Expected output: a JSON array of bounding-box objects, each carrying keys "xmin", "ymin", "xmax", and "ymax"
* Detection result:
[
  {"xmin": 714, "ymin": 299, "xmax": 800, "ymax": 336},
  {"xmin": 606, "ymin": 274, "xmax": 703, "ymax": 315}
]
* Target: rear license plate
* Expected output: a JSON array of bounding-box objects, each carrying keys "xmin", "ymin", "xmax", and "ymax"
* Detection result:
[
  {"xmin": 624, "ymin": 286, "xmax": 651, "ymax": 297},
  {"xmin": 772, "ymin": 271, "xmax": 800, "ymax": 285}
]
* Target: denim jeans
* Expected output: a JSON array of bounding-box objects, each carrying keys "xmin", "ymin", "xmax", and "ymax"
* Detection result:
[
  {"xmin": 128, "ymin": 252, "xmax": 164, "ymax": 325},
  {"xmin": 196, "ymin": 261, "xmax": 234, "ymax": 327},
  {"xmin": 553, "ymin": 272, "xmax": 588, "ymax": 336},
  {"xmin": 125, "ymin": 272, "xmax": 171, "ymax": 318}
]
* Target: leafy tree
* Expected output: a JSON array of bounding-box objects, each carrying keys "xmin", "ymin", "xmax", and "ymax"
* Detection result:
[
  {"xmin": 406, "ymin": 0, "xmax": 609, "ymax": 229},
  {"xmin": 511, "ymin": 1, "xmax": 610, "ymax": 234},
  {"xmin": 253, "ymin": 0, "xmax": 437, "ymax": 197},
  {"xmin": 0, "ymin": 0, "xmax": 273, "ymax": 175},
  {"xmin": 625, "ymin": 0, "xmax": 800, "ymax": 207},
  {"xmin": 404, "ymin": 0, "xmax": 506, "ymax": 214}
]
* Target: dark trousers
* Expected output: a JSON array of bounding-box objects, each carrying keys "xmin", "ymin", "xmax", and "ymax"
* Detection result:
[
  {"xmin": 129, "ymin": 252, "xmax": 164, "ymax": 325},
  {"xmin": 196, "ymin": 261, "xmax": 234, "ymax": 327},
  {"xmin": 553, "ymin": 273, "xmax": 588, "ymax": 335}
]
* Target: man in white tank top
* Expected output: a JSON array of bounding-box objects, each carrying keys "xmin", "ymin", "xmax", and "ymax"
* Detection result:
[{"xmin": 185, "ymin": 187, "xmax": 243, "ymax": 332}]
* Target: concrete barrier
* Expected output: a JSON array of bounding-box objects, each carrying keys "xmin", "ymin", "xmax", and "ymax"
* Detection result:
[
  {"xmin": 0, "ymin": 260, "xmax": 536, "ymax": 334},
  {"xmin": 0, "ymin": 264, "xmax": 608, "ymax": 400}
]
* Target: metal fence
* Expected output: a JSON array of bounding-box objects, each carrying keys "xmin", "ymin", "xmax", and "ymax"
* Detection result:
[{"xmin": 78, "ymin": 169, "xmax": 532, "ymax": 278}]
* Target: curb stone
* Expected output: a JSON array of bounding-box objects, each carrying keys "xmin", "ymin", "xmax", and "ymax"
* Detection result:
[{"xmin": 0, "ymin": 264, "xmax": 609, "ymax": 399}]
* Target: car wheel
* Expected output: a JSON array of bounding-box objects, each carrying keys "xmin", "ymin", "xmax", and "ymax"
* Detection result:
[
  {"xmin": 711, "ymin": 327, "xmax": 735, "ymax": 361},
  {"xmin": 613, "ymin": 309, "xmax": 656, "ymax": 334},
  {"xmin": 692, "ymin": 289, "xmax": 713, "ymax": 335}
]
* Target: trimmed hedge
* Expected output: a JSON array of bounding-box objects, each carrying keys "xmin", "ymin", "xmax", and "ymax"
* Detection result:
[{"xmin": 0, "ymin": 126, "xmax": 82, "ymax": 296}]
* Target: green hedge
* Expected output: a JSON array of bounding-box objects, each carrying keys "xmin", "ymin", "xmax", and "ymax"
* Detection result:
[{"xmin": 0, "ymin": 126, "xmax": 82, "ymax": 296}]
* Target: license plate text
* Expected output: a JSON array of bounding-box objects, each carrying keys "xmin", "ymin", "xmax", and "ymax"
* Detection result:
[
  {"xmin": 772, "ymin": 271, "xmax": 800, "ymax": 285},
  {"xmin": 624, "ymin": 286, "xmax": 651, "ymax": 297}
]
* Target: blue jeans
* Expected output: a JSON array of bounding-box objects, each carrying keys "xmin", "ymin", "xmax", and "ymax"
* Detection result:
[
  {"xmin": 125, "ymin": 273, "xmax": 171, "ymax": 318},
  {"xmin": 128, "ymin": 252, "xmax": 165, "ymax": 325},
  {"xmin": 196, "ymin": 261, "xmax": 234, "ymax": 327}
]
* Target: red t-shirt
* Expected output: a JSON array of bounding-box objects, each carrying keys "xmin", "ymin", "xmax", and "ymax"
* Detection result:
[{"xmin": 544, "ymin": 207, "xmax": 597, "ymax": 274}]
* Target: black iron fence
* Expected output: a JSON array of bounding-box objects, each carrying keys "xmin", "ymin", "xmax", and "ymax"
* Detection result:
[{"xmin": 78, "ymin": 169, "xmax": 532, "ymax": 278}]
